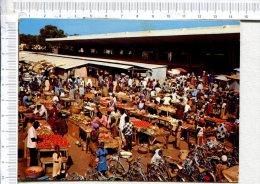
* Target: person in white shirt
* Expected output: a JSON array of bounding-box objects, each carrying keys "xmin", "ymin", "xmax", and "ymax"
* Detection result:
[
  {"xmin": 33, "ymin": 104, "xmax": 48, "ymax": 120},
  {"xmin": 151, "ymin": 90, "xmax": 156, "ymax": 97},
  {"xmin": 138, "ymin": 100, "xmax": 145, "ymax": 110},
  {"xmin": 128, "ymin": 78, "xmax": 133, "ymax": 88},
  {"xmin": 86, "ymin": 78, "xmax": 93, "ymax": 87},
  {"xmin": 52, "ymin": 145, "xmax": 63, "ymax": 180},
  {"xmin": 151, "ymin": 149, "xmax": 164, "ymax": 166},
  {"xmin": 44, "ymin": 78, "xmax": 50, "ymax": 91},
  {"xmin": 59, "ymin": 89, "xmax": 65, "ymax": 97},
  {"xmin": 27, "ymin": 121, "xmax": 41, "ymax": 166},
  {"xmin": 119, "ymin": 109, "xmax": 127, "ymax": 137},
  {"xmin": 163, "ymin": 96, "xmax": 172, "ymax": 105},
  {"xmin": 52, "ymin": 93, "xmax": 59, "ymax": 103},
  {"xmin": 184, "ymin": 103, "xmax": 191, "ymax": 113}
]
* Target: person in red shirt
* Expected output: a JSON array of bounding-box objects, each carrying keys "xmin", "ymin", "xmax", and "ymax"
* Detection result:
[{"xmin": 206, "ymin": 99, "xmax": 214, "ymax": 116}]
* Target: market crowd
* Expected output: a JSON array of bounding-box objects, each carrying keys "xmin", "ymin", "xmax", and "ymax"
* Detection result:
[{"xmin": 19, "ymin": 62, "xmax": 239, "ymax": 181}]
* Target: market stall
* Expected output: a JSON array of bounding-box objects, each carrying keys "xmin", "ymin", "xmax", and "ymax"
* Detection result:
[
  {"xmin": 131, "ymin": 118, "xmax": 171, "ymax": 149},
  {"xmin": 37, "ymin": 134, "xmax": 70, "ymax": 173}
]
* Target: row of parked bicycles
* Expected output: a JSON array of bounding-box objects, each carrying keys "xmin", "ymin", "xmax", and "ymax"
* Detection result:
[{"xmin": 62, "ymin": 140, "xmax": 239, "ymax": 182}]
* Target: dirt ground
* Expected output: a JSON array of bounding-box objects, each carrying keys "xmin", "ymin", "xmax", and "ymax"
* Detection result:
[{"xmin": 18, "ymin": 128, "xmax": 190, "ymax": 181}]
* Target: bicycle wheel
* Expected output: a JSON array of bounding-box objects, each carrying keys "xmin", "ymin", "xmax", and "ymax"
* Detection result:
[
  {"xmin": 108, "ymin": 160, "xmax": 126, "ymax": 175},
  {"xmin": 85, "ymin": 169, "xmax": 98, "ymax": 181}
]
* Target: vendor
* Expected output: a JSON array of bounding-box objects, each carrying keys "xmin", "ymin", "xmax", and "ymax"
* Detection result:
[
  {"xmin": 92, "ymin": 112, "xmax": 108, "ymax": 128},
  {"xmin": 27, "ymin": 121, "xmax": 41, "ymax": 166},
  {"xmin": 33, "ymin": 103, "xmax": 48, "ymax": 121},
  {"xmin": 22, "ymin": 93, "xmax": 33, "ymax": 106},
  {"xmin": 197, "ymin": 121, "xmax": 205, "ymax": 145},
  {"xmin": 52, "ymin": 145, "xmax": 63, "ymax": 180}
]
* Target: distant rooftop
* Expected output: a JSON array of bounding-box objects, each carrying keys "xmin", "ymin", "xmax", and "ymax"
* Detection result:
[{"xmin": 46, "ymin": 25, "xmax": 240, "ymax": 42}]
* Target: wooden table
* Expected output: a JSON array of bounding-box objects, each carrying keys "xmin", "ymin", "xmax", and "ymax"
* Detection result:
[
  {"xmin": 158, "ymin": 106, "xmax": 176, "ymax": 116},
  {"xmin": 79, "ymin": 124, "xmax": 92, "ymax": 152},
  {"xmin": 37, "ymin": 147, "xmax": 69, "ymax": 173},
  {"xmin": 68, "ymin": 118, "xmax": 80, "ymax": 140},
  {"xmin": 136, "ymin": 129, "xmax": 171, "ymax": 149},
  {"xmin": 60, "ymin": 98, "xmax": 75, "ymax": 108}
]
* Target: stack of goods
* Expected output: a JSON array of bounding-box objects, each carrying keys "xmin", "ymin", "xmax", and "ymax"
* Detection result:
[
  {"xmin": 19, "ymin": 106, "xmax": 30, "ymax": 113},
  {"xmin": 37, "ymin": 99, "xmax": 52, "ymax": 108},
  {"xmin": 70, "ymin": 114, "xmax": 90, "ymax": 124},
  {"xmin": 25, "ymin": 166, "xmax": 43, "ymax": 179},
  {"xmin": 99, "ymin": 132, "xmax": 119, "ymax": 149},
  {"xmin": 37, "ymin": 134, "xmax": 70, "ymax": 149},
  {"xmin": 36, "ymin": 127, "xmax": 53, "ymax": 135},
  {"xmin": 116, "ymin": 103, "xmax": 135, "ymax": 110},
  {"xmin": 100, "ymin": 98, "xmax": 110, "ymax": 107},
  {"xmin": 131, "ymin": 119, "xmax": 152, "ymax": 128},
  {"xmin": 36, "ymin": 120, "xmax": 53, "ymax": 135}
]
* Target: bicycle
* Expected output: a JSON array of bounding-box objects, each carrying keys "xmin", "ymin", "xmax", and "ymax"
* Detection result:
[
  {"xmin": 61, "ymin": 171, "xmax": 85, "ymax": 181},
  {"xmin": 127, "ymin": 156, "xmax": 148, "ymax": 181},
  {"xmin": 108, "ymin": 152, "xmax": 148, "ymax": 181}
]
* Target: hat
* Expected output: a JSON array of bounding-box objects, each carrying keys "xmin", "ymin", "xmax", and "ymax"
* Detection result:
[{"xmin": 221, "ymin": 155, "xmax": 228, "ymax": 162}]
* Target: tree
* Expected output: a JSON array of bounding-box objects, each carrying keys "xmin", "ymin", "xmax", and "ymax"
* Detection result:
[
  {"xmin": 38, "ymin": 25, "xmax": 66, "ymax": 51},
  {"xmin": 19, "ymin": 34, "xmax": 38, "ymax": 50}
]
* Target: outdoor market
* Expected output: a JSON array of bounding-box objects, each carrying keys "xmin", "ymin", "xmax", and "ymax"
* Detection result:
[{"xmin": 18, "ymin": 51, "xmax": 239, "ymax": 182}]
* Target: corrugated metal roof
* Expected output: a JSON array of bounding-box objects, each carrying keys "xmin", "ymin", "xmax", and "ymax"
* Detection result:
[
  {"xmin": 20, "ymin": 52, "xmax": 89, "ymax": 69},
  {"xmin": 19, "ymin": 52, "xmax": 135, "ymax": 70},
  {"xmin": 46, "ymin": 25, "xmax": 240, "ymax": 42},
  {"xmin": 45, "ymin": 53, "xmax": 166, "ymax": 69}
]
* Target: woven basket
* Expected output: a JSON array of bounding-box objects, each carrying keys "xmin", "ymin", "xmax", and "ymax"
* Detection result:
[
  {"xmin": 70, "ymin": 106, "xmax": 82, "ymax": 114},
  {"xmin": 138, "ymin": 146, "xmax": 149, "ymax": 154},
  {"xmin": 25, "ymin": 166, "xmax": 43, "ymax": 179}
]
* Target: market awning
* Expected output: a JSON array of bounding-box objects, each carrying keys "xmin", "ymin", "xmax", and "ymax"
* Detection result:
[
  {"xmin": 87, "ymin": 60, "xmax": 133, "ymax": 70},
  {"xmin": 45, "ymin": 53, "xmax": 166, "ymax": 70}
]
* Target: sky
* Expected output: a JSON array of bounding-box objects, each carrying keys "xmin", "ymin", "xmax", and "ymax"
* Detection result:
[{"xmin": 19, "ymin": 19, "xmax": 240, "ymax": 36}]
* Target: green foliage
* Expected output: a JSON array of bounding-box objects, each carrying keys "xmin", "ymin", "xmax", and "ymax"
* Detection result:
[{"xmin": 19, "ymin": 24, "xmax": 66, "ymax": 51}]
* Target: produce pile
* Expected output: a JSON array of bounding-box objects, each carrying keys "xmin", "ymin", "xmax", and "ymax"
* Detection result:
[
  {"xmin": 70, "ymin": 114, "xmax": 91, "ymax": 123},
  {"xmin": 19, "ymin": 106, "xmax": 29, "ymax": 112},
  {"xmin": 116, "ymin": 103, "xmax": 134, "ymax": 110},
  {"xmin": 131, "ymin": 119, "xmax": 152, "ymax": 128},
  {"xmin": 158, "ymin": 106, "xmax": 176, "ymax": 113},
  {"xmin": 25, "ymin": 168, "xmax": 42, "ymax": 178},
  {"xmin": 98, "ymin": 133, "xmax": 112, "ymax": 142},
  {"xmin": 37, "ymin": 99, "xmax": 52, "ymax": 106},
  {"xmin": 100, "ymin": 99, "xmax": 110, "ymax": 106},
  {"xmin": 204, "ymin": 116, "xmax": 226, "ymax": 123},
  {"xmin": 37, "ymin": 129, "xmax": 53, "ymax": 135},
  {"xmin": 37, "ymin": 134, "xmax": 70, "ymax": 149}
]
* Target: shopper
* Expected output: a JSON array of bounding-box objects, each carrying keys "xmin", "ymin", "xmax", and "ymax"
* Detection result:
[
  {"xmin": 96, "ymin": 142, "xmax": 108, "ymax": 176},
  {"xmin": 175, "ymin": 121, "xmax": 183, "ymax": 149},
  {"xmin": 151, "ymin": 149, "xmax": 164, "ymax": 166},
  {"xmin": 122, "ymin": 116, "xmax": 134, "ymax": 151},
  {"xmin": 27, "ymin": 121, "xmax": 41, "ymax": 166}
]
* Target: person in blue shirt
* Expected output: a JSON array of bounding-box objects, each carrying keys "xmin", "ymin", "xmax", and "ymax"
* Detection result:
[
  {"xmin": 23, "ymin": 93, "xmax": 33, "ymax": 106},
  {"xmin": 96, "ymin": 142, "xmax": 108, "ymax": 176}
]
